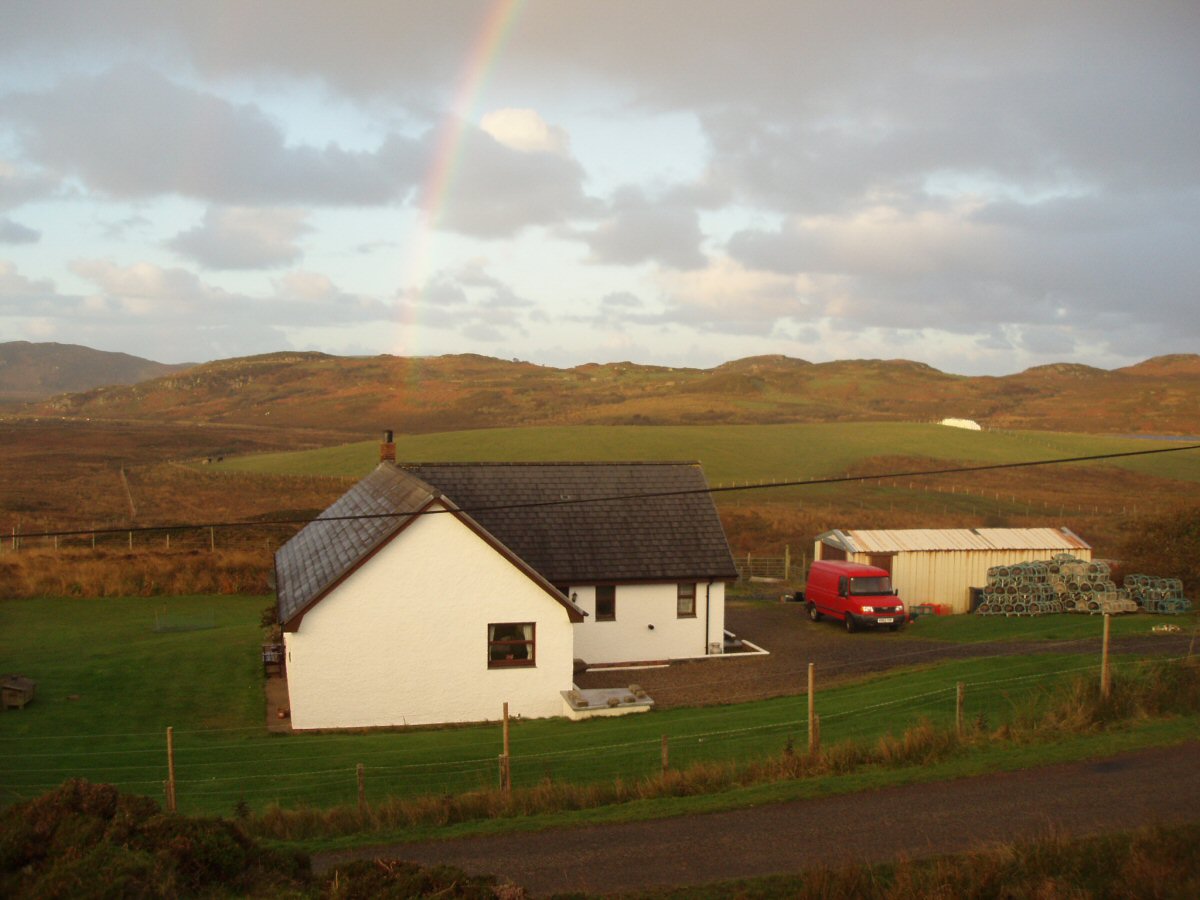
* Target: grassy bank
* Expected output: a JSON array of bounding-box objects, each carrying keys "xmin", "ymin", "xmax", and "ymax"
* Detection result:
[{"xmin": 3, "ymin": 595, "xmax": 1196, "ymax": 843}]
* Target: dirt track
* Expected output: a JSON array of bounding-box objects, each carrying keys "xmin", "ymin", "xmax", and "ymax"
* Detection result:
[
  {"xmin": 311, "ymin": 604, "xmax": 1198, "ymax": 894},
  {"xmin": 313, "ymin": 741, "xmax": 1200, "ymax": 895}
]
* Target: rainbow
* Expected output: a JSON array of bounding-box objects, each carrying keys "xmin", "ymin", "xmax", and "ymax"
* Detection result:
[{"xmin": 396, "ymin": 0, "xmax": 526, "ymax": 356}]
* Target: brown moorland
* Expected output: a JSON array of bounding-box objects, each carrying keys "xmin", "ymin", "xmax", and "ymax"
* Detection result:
[
  {"xmin": 27, "ymin": 351, "xmax": 1200, "ymax": 435},
  {"xmin": 2, "ymin": 351, "xmax": 1198, "ymax": 597}
]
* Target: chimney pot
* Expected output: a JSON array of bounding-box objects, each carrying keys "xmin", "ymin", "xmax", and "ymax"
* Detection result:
[{"xmin": 380, "ymin": 429, "xmax": 396, "ymax": 463}]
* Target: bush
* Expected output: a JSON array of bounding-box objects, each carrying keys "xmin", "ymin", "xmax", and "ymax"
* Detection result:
[
  {"xmin": 1117, "ymin": 504, "xmax": 1200, "ymax": 596},
  {"xmin": 0, "ymin": 780, "xmax": 522, "ymax": 898}
]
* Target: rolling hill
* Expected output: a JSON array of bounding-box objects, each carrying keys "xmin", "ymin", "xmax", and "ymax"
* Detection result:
[
  {"xmin": 0, "ymin": 341, "xmax": 192, "ymax": 403},
  {"xmin": 28, "ymin": 350, "xmax": 1200, "ymax": 436}
]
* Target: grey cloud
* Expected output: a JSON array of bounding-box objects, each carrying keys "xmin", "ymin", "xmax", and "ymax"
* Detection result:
[
  {"xmin": 0, "ymin": 164, "xmax": 58, "ymax": 210},
  {"xmin": 0, "ymin": 218, "xmax": 40, "ymax": 243},
  {"xmin": 429, "ymin": 126, "xmax": 594, "ymax": 237},
  {"xmin": 169, "ymin": 206, "xmax": 310, "ymax": 269},
  {"xmin": 0, "ymin": 261, "xmax": 56, "ymax": 307},
  {"xmin": 400, "ymin": 262, "xmax": 535, "ymax": 339},
  {"xmin": 44, "ymin": 260, "xmax": 392, "ymax": 345},
  {"xmin": 578, "ymin": 187, "xmax": 707, "ymax": 270},
  {"xmin": 2, "ymin": 65, "xmax": 423, "ymax": 204}
]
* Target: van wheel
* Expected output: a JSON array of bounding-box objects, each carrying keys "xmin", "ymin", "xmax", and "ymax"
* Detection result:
[
  {"xmin": 844, "ymin": 615, "xmax": 856, "ymax": 633},
  {"xmin": 807, "ymin": 603, "xmax": 821, "ymax": 622}
]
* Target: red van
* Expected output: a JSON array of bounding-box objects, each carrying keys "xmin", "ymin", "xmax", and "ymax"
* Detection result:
[{"xmin": 803, "ymin": 560, "xmax": 906, "ymax": 632}]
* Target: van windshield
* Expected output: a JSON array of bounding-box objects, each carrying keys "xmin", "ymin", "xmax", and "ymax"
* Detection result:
[{"xmin": 849, "ymin": 576, "xmax": 892, "ymax": 595}]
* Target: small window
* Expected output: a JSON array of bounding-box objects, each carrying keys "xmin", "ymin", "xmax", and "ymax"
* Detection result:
[
  {"xmin": 488, "ymin": 623, "xmax": 535, "ymax": 668},
  {"xmin": 595, "ymin": 585, "xmax": 616, "ymax": 621},
  {"xmin": 677, "ymin": 583, "xmax": 696, "ymax": 618}
]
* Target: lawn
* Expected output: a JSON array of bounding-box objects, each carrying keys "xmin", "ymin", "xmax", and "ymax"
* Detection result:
[
  {"xmin": 211, "ymin": 423, "xmax": 1200, "ymax": 486},
  {"xmin": 901, "ymin": 608, "xmax": 1198, "ymax": 643},
  {"xmin": 2, "ymin": 595, "xmax": 1190, "ymax": 820}
]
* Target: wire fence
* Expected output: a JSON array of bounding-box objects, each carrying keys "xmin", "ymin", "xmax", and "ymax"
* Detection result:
[{"xmin": 1, "ymin": 643, "xmax": 1184, "ymax": 817}]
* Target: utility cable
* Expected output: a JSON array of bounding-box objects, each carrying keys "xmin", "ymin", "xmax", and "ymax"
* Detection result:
[{"xmin": 15, "ymin": 442, "xmax": 1200, "ymax": 540}]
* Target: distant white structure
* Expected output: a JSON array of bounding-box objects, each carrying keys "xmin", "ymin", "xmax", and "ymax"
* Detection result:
[{"xmin": 939, "ymin": 418, "xmax": 982, "ymax": 431}]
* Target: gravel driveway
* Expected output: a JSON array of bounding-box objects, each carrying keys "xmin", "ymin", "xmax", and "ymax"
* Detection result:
[{"xmin": 575, "ymin": 601, "xmax": 1192, "ymax": 709}]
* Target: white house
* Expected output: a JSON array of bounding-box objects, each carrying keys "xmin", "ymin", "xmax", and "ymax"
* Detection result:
[
  {"xmin": 813, "ymin": 527, "xmax": 1093, "ymax": 614},
  {"xmin": 274, "ymin": 445, "xmax": 737, "ymax": 729}
]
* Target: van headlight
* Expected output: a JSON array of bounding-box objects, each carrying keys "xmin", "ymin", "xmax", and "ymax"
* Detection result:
[{"xmin": 860, "ymin": 606, "xmax": 875, "ymax": 613}]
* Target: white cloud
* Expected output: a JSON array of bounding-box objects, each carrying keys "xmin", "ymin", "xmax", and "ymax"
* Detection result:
[
  {"xmin": 169, "ymin": 206, "xmax": 310, "ymax": 269},
  {"xmin": 655, "ymin": 256, "xmax": 822, "ymax": 335},
  {"xmin": 480, "ymin": 108, "xmax": 569, "ymax": 156}
]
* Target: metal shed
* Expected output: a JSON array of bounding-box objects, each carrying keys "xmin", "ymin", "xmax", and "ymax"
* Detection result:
[{"xmin": 814, "ymin": 528, "xmax": 1092, "ymax": 614}]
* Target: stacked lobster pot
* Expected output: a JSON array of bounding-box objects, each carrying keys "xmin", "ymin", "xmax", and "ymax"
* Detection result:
[
  {"xmin": 976, "ymin": 554, "xmax": 1137, "ymax": 616},
  {"xmin": 1123, "ymin": 574, "xmax": 1193, "ymax": 615},
  {"xmin": 976, "ymin": 560, "xmax": 1064, "ymax": 616},
  {"xmin": 1048, "ymin": 555, "xmax": 1138, "ymax": 615}
]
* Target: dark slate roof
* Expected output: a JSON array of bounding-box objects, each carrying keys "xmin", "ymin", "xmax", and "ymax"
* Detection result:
[
  {"xmin": 275, "ymin": 464, "xmax": 439, "ymax": 627},
  {"xmin": 402, "ymin": 462, "xmax": 738, "ymax": 585}
]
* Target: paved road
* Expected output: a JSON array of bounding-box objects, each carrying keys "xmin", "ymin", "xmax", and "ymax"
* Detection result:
[{"xmin": 313, "ymin": 742, "xmax": 1200, "ymax": 896}]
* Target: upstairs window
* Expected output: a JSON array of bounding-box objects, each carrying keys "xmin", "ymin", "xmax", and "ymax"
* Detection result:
[
  {"xmin": 677, "ymin": 583, "xmax": 697, "ymax": 618},
  {"xmin": 595, "ymin": 585, "xmax": 616, "ymax": 621},
  {"xmin": 488, "ymin": 623, "xmax": 535, "ymax": 668}
]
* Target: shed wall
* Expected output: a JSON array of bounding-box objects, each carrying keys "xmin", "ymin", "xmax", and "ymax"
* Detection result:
[
  {"xmin": 284, "ymin": 508, "xmax": 575, "ymax": 729},
  {"xmin": 849, "ymin": 547, "xmax": 1094, "ymax": 613}
]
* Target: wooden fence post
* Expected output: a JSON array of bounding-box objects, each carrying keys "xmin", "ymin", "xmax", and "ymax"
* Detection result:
[
  {"xmin": 661, "ymin": 734, "xmax": 669, "ymax": 775},
  {"xmin": 165, "ymin": 727, "xmax": 177, "ymax": 812},
  {"xmin": 357, "ymin": 763, "xmax": 366, "ymax": 813},
  {"xmin": 209, "ymin": 526, "xmax": 215, "ymax": 552},
  {"xmin": 956, "ymin": 682, "xmax": 965, "ymax": 738},
  {"xmin": 499, "ymin": 702, "xmax": 512, "ymax": 796},
  {"xmin": 784, "ymin": 545, "xmax": 791, "ymax": 580},
  {"xmin": 807, "ymin": 663, "xmax": 816, "ymax": 754},
  {"xmin": 1101, "ymin": 614, "xmax": 1112, "ymax": 701}
]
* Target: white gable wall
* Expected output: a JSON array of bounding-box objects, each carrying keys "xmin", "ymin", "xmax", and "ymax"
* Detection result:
[
  {"xmin": 284, "ymin": 507, "xmax": 575, "ymax": 729},
  {"xmin": 571, "ymin": 582, "xmax": 726, "ymax": 664}
]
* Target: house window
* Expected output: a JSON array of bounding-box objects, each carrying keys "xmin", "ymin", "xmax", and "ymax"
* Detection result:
[
  {"xmin": 677, "ymin": 583, "xmax": 697, "ymax": 618},
  {"xmin": 595, "ymin": 585, "xmax": 616, "ymax": 621},
  {"xmin": 488, "ymin": 623, "xmax": 535, "ymax": 668}
]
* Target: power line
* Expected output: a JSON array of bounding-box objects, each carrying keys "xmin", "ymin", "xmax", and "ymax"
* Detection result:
[{"xmin": 14, "ymin": 442, "xmax": 1200, "ymax": 540}]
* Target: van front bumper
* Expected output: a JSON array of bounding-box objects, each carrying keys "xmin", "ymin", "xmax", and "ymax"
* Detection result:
[{"xmin": 848, "ymin": 611, "xmax": 905, "ymax": 629}]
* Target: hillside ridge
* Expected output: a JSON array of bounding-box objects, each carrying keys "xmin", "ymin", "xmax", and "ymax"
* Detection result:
[
  {"xmin": 23, "ymin": 348, "xmax": 1200, "ymax": 436},
  {"xmin": 0, "ymin": 341, "xmax": 193, "ymax": 402}
]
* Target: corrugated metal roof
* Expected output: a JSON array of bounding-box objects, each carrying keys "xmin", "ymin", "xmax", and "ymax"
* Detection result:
[{"xmin": 820, "ymin": 527, "xmax": 1090, "ymax": 554}]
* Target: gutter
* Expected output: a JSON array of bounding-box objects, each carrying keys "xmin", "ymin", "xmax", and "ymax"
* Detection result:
[{"xmin": 705, "ymin": 581, "xmax": 711, "ymax": 654}]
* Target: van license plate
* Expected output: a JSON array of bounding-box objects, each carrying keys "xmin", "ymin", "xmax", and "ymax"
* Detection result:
[{"xmin": 877, "ymin": 617, "xmax": 894, "ymax": 624}]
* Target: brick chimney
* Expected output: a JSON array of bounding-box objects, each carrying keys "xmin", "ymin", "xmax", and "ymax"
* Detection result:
[{"xmin": 380, "ymin": 429, "xmax": 396, "ymax": 463}]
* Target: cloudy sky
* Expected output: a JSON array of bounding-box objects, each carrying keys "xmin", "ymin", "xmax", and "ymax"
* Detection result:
[{"xmin": 1, "ymin": 1, "xmax": 1197, "ymax": 374}]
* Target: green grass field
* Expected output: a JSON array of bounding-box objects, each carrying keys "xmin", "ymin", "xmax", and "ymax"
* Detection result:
[
  {"xmin": 2, "ymin": 595, "xmax": 1193, "ymax": 821},
  {"xmin": 212, "ymin": 423, "xmax": 1200, "ymax": 486}
]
